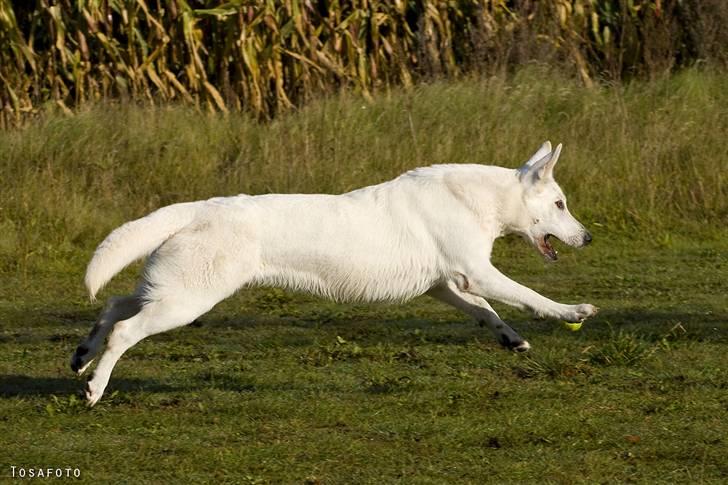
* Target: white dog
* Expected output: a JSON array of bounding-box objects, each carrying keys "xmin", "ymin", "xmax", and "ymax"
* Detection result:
[{"xmin": 72, "ymin": 141, "xmax": 597, "ymax": 405}]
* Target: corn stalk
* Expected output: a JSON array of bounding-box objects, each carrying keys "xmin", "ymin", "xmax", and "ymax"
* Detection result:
[{"xmin": 0, "ymin": 0, "xmax": 718, "ymax": 126}]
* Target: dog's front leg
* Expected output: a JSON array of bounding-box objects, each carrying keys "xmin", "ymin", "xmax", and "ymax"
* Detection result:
[
  {"xmin": 457, "ymin": 264, "xmax": 597, "ymax": 322},
  {"xmin": 427, "ymin": 281, "xmax": 530, "ymax": 352}
]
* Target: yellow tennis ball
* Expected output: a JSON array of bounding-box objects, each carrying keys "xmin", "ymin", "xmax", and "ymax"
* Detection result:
[{"xmin": 563, "ymin": 321, "xmax": 583, "ymax": 331}]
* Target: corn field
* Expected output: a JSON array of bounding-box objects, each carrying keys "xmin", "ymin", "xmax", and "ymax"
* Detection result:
[{"xmin": 1, "ymin": 0, "xmax": 726, "ymax": 125}]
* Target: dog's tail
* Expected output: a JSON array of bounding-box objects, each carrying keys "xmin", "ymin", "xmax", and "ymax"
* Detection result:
[{"xmin": 85, "ymin": 202, "xmax": 198, "ymax": 301}]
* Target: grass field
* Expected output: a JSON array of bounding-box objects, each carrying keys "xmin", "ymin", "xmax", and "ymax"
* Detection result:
[{"xmin": 1, "ymin": 69, "xmax": 726, "ymax": 483}]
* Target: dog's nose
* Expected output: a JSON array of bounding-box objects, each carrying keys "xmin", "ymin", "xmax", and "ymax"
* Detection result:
[{"xmin": 583, "ymin": 231, "xmax": 593, "ymax": 245}]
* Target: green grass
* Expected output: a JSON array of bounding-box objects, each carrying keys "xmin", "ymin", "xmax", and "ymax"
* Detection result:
[
  {"xmin": 1, "ymin": 238, "xmax": 726, "ymax": 483},
  {"xmin": 1, "ymin": 69, "xmax": 727, "ymax": 482}
]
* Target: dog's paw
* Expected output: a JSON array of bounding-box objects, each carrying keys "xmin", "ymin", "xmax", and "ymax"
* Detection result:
[
  {"xmin": 85, "ymin": 376, "xmax": 104, "ymax": 407},
  {"xmin": 564, "ymin": 303, "xmax": 598, "ymax": 323},
  {"xmin": 498, "ymin": 334, "xmax": 531, "ymax": 352},
  {"xmin": 70, "ymin": 345, "xmax": 95, "ymax": 376}
]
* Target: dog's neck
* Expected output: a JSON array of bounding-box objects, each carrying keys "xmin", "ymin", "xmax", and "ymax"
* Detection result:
[
  {"xmin": 495, "ymin": 170, "xmax": 531, "ymax": 238},
  {"xmin": 446, "ymin": 166, "xmax": 530, "ymax": 239}
]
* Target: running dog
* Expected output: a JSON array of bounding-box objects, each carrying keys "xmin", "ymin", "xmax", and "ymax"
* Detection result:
[{"xmin": 72, "ymin": 141, "xmax": 597, "ymax": 405}]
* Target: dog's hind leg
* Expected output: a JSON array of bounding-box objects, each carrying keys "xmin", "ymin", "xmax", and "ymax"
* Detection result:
[
  {"xmin": 83, "ymin": 296, "xmax": 214, "ymax": 406},
  {"xmin": 81, "ymin": 216, "xmax": 260, "ymax": 405},
  {"xmin": 71, "ymin": 295, "xmax": 142, "ymax": 375},
  {"xmin": 427, "ymin": 281, "xmax": 530, "ymax": 352}
]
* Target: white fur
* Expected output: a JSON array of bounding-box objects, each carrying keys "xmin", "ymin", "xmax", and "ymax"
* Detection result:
[{"xmin": 73, "ymin": 141, "xmax": 598, "ymax": 405}]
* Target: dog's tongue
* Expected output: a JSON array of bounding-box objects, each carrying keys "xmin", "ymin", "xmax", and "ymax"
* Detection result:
[{"xmin": 540, "ymin": 235, "xmax": 558, "ymax": 261}]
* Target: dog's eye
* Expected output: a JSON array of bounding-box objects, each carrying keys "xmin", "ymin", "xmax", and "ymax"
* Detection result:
[{"xmin": 555, "ymin": 200, "xmax": 565, "ymax": 210}]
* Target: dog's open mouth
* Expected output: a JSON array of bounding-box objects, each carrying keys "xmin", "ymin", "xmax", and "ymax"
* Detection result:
[{"xmin": 537, "ymin": 234, "xmax": 558, "ymax": 261}]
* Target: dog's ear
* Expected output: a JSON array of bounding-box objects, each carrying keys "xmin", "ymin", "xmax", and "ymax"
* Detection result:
[
  {"xmin": 518, "ymin": 141, "xmax": 552, "ymax": 185},
  {"xmin": 518, "ymin": 142, "xmax": 562, "ymax": 185},
  {"xmin": 539, "ymin": 143, "xmax": 562, "ymax": 180},
  {"xmin": 523, "ymin": 141, "xmax": 552, "ymax": 169}
]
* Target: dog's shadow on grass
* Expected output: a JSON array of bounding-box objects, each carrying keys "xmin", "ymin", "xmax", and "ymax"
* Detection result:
[
  {"xmin": 3, "ymin": 308, "xmax": 723, "ymax": 399},
  {"xmin": 196, "ymin": 306, "xmax": 727, "ymax": 346},
  {"xmin": 517, "ymin": 307, "xmax": 728, "ymax": 342},
  {"xmin": 0, "ymin": 375, "xmax": 191, "ymax": 398}
]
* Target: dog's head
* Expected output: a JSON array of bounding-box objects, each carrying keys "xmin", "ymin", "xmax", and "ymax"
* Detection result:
[{"xmin": 515, "ymin": 141, "xmax": 592, "ymax": 261}]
